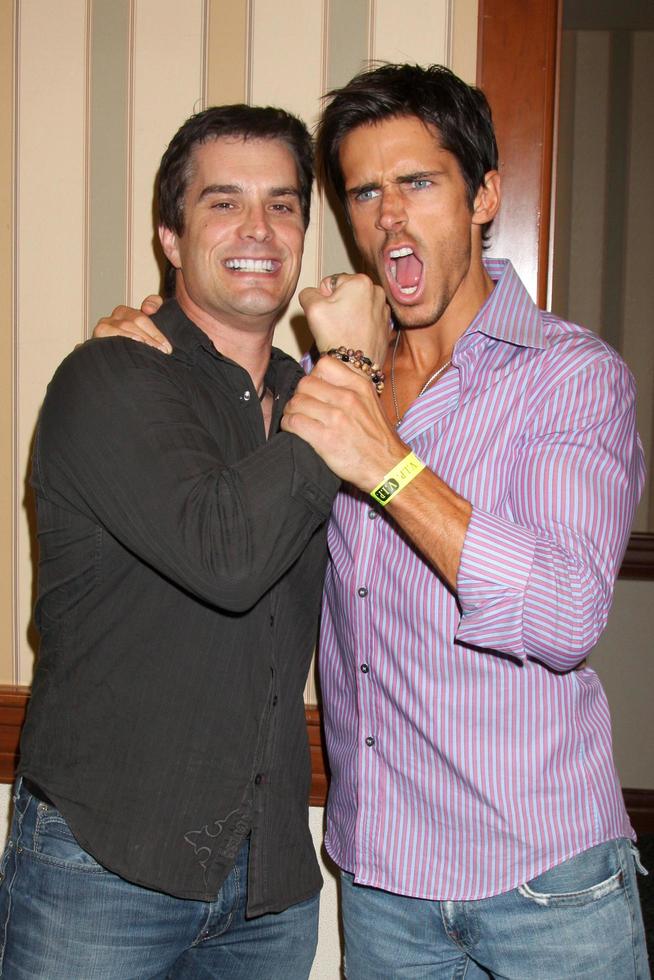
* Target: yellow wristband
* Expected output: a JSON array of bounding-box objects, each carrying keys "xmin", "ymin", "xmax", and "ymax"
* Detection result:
[{"xmin": 371, "ymin": 451, "xmax": 425, "ymax": 506}]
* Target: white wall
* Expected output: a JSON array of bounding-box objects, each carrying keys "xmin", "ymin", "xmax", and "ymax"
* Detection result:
[{"xmin": 591, "ymin": 579, "xmax": 654, "ymax": 789}]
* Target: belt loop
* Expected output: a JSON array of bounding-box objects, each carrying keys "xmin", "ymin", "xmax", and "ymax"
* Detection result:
[{"xmin": 629, "ymin": 842, "xmax": 649, "ymax": 876}]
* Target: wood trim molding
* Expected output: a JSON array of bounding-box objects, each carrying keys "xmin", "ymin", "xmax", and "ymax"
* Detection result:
[
  {"xmin": 0, "ymin": 685, "xmax": 30, "ymax": 784},
  {"xmin": 620, "ymin": 533, "xmax": 654, "ymax": 580},
  {"xmin": 0, "ymin": 687, "xmax": 651, "ymax": 830},
  {"xmin": 306, "ymin": 704, "xmax": 329, "ymax": 806},
  {"xmin": 623, "ymin": 788, "xmax": 654, "ymax": 835}
]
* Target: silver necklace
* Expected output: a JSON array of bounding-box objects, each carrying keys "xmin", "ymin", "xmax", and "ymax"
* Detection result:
[{"xmin": 390, "ymin": 330, "xmax": 451, "ymax": 428}]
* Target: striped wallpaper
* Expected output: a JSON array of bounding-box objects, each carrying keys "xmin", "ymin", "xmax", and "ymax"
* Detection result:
[{"xmin": 0, "ymin": 0, "xmax": 477, "ymax": 688}]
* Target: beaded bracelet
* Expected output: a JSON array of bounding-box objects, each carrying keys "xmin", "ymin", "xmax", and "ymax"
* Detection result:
[{"xmin": 321, "ymin": 346, "xmax": 385, "ymax": 394}]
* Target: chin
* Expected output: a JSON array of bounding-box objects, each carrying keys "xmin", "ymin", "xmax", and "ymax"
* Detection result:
[
  {"xmin": 390, "ymin": 292, "xmax": 452, "ymax": 331},
  {"xmin": 234, "ymin": 291, "xmax": 287, "ymax": 316},
  {"xmin": 391, "ymin": 307, "xmax": 440, "ymax": 331}
]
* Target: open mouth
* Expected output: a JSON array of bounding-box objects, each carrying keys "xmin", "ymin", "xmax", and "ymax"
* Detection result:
[
  {"xmin": 223, "ymin": 258, "xmax": 280, "ymax": 274},
  {"xmin": 387, "ymin": 246, "xmax": 423, "ymax": 297}
]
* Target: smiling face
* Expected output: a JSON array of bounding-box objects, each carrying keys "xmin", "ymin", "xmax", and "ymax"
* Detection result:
[
  {"xmin": 159, "ymin": 136, "xmax": 306, "ymax": 333},
  {"xmin": 340, "ymin": 115, "xmax": 498, "ymax": 336}
]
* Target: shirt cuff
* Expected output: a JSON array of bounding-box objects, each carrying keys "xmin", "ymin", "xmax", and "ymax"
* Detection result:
[
  {"xmin": 289, "ymin": 435, "xmax": 341, "ymax": 517},
  {"xmin": 455, "ymin": 509, "xmax": 537, "ymax": 660}
]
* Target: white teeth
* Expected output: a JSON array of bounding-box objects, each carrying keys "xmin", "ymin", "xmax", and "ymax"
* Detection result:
[
  {"xmin": 399, "ymin": 285, "xmax": 418, "ymax": 295},
  {"xmin": 389, "ymin": 247, "xmax": 413, "ymax": 259},
  {"xmin": 224, "ymin": 258, "xmax": 275, "ymax": 272}
]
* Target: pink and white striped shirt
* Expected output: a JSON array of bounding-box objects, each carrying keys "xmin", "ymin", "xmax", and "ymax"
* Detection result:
[{"xmin": 317, "ymin": 259, "xmax": 645, "ymax": 900}]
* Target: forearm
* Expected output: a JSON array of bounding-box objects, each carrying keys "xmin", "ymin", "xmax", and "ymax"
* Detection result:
[
  {"xmin": 373, "ymin": 457, "xmax": 471, "ymax": 590},
  {"xmin": 39, "ymin": 341, "xmax": 340, "ymax": 611}
]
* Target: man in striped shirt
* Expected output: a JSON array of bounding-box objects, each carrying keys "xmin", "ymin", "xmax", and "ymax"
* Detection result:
[{"xmin": 282, "ymin": 64, "xmax": 649, "ymax": 978}]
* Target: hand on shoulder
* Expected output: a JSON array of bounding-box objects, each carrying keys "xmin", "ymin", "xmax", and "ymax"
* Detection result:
[{"xmin": 92, "ymin": 295, "xmax": 171, "ymax": 354}]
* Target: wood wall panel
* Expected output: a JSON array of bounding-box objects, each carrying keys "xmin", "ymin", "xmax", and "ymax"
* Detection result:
[
  {"xmin": 477, "ymin": 0, "xmax": 559, "ymax": 307},
  {"xmin": 477, "ymin": 0, "xmax": 654, "ymax": 577}
]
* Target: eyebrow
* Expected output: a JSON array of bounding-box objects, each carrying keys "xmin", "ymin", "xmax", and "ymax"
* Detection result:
[
  {"xmin": 197, "ymin": 183, "xmax": 301, "ymax": 202},
  {"xmin": 198, "ymin": 183, "xmax": 241, "ymax": 199},
  {"xmin": 269, "ymin": 186, "xmax": 301, "ymax": 199},
  {"xmin": 396, "ymin": 170, "xmax": 444, "ymax": 184}
]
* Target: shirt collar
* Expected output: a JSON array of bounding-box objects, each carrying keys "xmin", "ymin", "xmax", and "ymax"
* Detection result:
[
  {"xmin": 151, "ymin": 298, "xmax": 300, "ymax": 384},
  {"xmin": 459, "ymin": 258, "xmax": 548, "ymax": 352},
  {"xmin": 149, "ymin": 298, "xmax": 214, "ymax": 360}
]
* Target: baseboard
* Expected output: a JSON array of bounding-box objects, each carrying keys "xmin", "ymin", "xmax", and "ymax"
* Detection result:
[{"xmin": 1, "ymin": 687, "xmax": 651, "ymax": 832}]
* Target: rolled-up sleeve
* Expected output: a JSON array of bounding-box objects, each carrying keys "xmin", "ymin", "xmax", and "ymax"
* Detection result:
[{"xmin": 456, "ymin": 353, "xmax": 645, "ymax": 671}]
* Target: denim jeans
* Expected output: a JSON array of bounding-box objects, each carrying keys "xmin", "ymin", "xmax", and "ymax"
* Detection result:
[
  {"xmin": 341, "ymin": 838, "xmax": 650, "ymax": 979},
  {"xmin": 0, "ymin": 779, "xmax": 318, "ymax": 979}
]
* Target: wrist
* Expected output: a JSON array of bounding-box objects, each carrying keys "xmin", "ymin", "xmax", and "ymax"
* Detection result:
[
  {"xmin": 320, "ymin": 346, "xmax": 385, "ymax": 394},
  {"xmin": 371, "ymin": 450, "xmax": 425, "ymax": 506}
]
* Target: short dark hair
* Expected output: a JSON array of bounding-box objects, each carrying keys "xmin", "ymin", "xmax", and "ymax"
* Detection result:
[
  {"xmin": 157, "ymin": 103, "xmax": 314, "ymax": 235},
  {"xmin": 316, "ymin": 63, "xmax": 498, "ymax": 238},
  {"xmin": 157, "ymin": 104, "xmax": 314, "ymax": 296}
]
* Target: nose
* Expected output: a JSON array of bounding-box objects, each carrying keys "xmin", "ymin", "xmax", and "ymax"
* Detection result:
[
  {"xmin": 376, "ymin": 185, "xmax": 407, "ymax": 233},
  {"xmin": 239, "ymin": 202, "xmax": 272, "ymax": 242}
]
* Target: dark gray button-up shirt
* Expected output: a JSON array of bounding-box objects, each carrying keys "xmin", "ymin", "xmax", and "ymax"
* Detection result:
[{"xmin": 20, "ymin": 300, "xmax": 339, "ymax": 914}]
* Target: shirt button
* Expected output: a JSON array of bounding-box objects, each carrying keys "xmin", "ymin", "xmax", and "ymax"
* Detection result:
[
  {"xmin": 254, "ymin": 773, "xmax": 262, "ymax": 785},
  {"xmin": 367, "ymin": 509, "xmax": 378, "ymax": 520},
  {"xmin": 272, "ymin": 695, "xmax": 278, "ymax": 707},
  {"xmin": 241, "ymin": 389, "xmax": 252, "ymax": 402},
  {"xmin": 365, "ymin": 736, "xmax": 375, "ymax": 747},
  {"xmin": 360, "ymin": 663, "xmax": 369, "ymax": 673},
  {"xmin": 269, "ymin": 614, "xmax": 274, "ymax": 627},
  {"xmin": 357, "ymin": 587, "xmax": 368, "ymax": 598}
]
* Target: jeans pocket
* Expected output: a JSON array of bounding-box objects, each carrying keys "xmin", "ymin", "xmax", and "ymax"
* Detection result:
[
  {"xmin": 26, "ymin": 804, "xmax": 107, "ymax": 874},
  {"xmin": 517, "ymin": 839, "xmax": 625, "ymax": 908}
]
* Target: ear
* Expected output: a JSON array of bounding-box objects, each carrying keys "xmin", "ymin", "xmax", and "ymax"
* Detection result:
[
  {"xmin": 471, "ymin": 170, "xmax": 501, "ymax": 226},
  {"xmin": 158, "ymin": 224, "xmax": 182, "ymax": 268}
]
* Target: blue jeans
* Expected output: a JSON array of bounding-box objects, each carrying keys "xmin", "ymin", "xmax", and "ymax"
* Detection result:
[
  {"xmin": 341, "ymin": 838, "xmax": 650, "ymax": 979},
  {"xmin": 0, "ymin": 779, "xmax": 318, "ymax": 979}
]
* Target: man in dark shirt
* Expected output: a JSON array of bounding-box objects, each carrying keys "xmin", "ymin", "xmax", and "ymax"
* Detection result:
[{"xmin": 0, "ymin": 104, "xmax": 390, "ymax": 979}]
